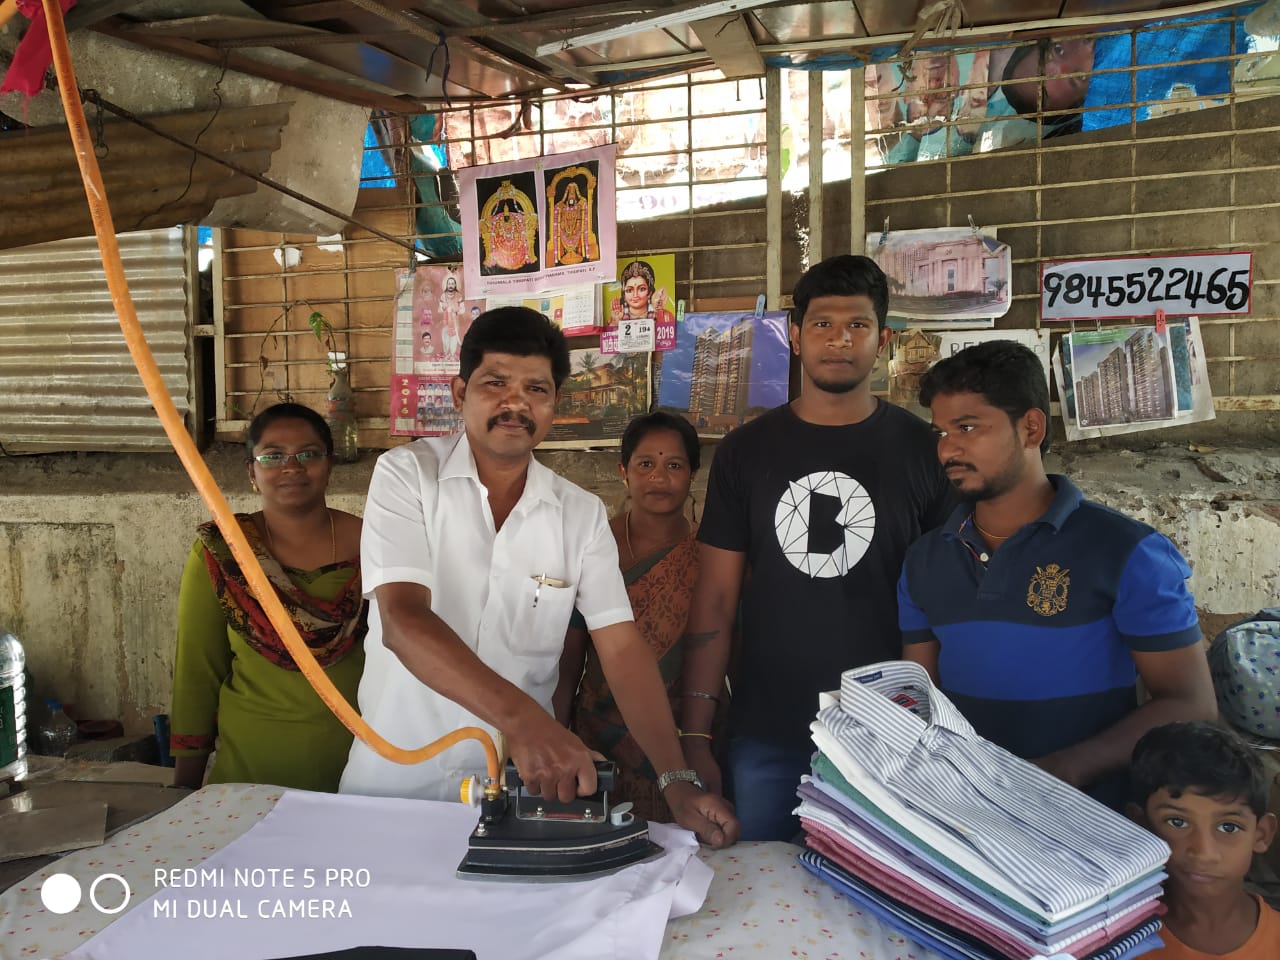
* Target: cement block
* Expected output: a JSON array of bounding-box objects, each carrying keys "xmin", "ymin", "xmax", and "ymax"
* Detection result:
[
  {"xmin": 1041, "ymin": 144, "xmax": 1133, "ymax": 185},
  {"xmin": 1232, "ymin": 207, "xmax": 1280, "ymax": 246},
  {"xmin": 1138, "ymin": 211, "xmax": 1232, "ymax": 251},
  {"xmin": 693, "ymin": 211, "xmax": 769, "ymax": 247},
  {"xmin": 950, "ymin": 153, "xmax": 1038, "ymax": 192},
  {"xmin": 1232, "ymin": 128, "xmax": 1280, "ymax": 169},
  {"xmin": 1233, "ymin": 170, "xmax": 1280, "ymax": 208},
  {"xmin": 1043, "ymin": 182, "xmax": 1132, "ymax": 221},
  {"xmin": 1135, "ymin": 136, "xmax": 1232, "ymax": 176},
  {"xmin": 1041, "ymin": 219, "xmax": 1134, "ymax": 259},
  {"xmin": 1236, "ymin": 320, "xmax": 1280, "ymax": 358},
  {"xmin": 1134, "ymin": 174, "xmax": 1231, "ymax": 213}
]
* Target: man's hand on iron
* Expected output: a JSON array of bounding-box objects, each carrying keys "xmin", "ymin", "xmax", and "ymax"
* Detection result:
[
  {"xmin": 664, "ymin": 781, "xmax": 740, "ymax": 849},
  {"xmin": 506, "ymin": 707, "xmax": 599, "ymax": 803}
]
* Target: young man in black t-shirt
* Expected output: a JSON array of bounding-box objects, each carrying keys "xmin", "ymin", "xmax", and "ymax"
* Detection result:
[{"xmin": 680, "ymin": 254, "xmax": 953, "ymax": 841}]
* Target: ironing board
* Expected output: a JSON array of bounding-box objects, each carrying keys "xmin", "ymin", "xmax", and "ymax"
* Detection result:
[{"xmin": 0, "ymin": 783, "xmax": 942, "ymax": 960}]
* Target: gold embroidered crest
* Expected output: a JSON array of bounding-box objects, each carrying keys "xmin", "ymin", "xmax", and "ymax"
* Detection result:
[{"xmin": 1027, "ymin": 563, "xmax": 1070, "ymax": 617}]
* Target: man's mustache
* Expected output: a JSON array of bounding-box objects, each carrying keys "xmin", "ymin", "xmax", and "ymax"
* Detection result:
[{"xmin": 487, "ymin": 412, "xmax": 536, "ymax": 435}]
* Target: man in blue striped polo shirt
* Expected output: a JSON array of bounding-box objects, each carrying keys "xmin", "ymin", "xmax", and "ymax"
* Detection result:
[{"xmin": 897, "ymin": 340, "xmax": 1217, "ymax": 809}]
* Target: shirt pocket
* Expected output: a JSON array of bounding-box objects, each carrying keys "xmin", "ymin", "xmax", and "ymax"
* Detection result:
[{"xmin": 501, "ymin": 571, "xmax": 577, "ymax": 662}]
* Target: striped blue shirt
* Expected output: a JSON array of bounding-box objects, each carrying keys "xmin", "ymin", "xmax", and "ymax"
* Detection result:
[{"xmin": 815, "ymin": 660, "xmax": 1169, "ymax": 922}]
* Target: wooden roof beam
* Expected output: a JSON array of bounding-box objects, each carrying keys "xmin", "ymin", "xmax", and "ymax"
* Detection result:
[{"xmin": 691, "ymin": 12, "xmax": 764, "ymax": 79}]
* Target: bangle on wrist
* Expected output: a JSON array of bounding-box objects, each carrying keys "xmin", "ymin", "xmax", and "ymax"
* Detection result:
[
  {"xmin": 681, "ymin": 690, "xmax": 720, "ymax": 703},
  {"xmin": 677, "ymin": 729, "xmax": 712, "ymax": 740}
]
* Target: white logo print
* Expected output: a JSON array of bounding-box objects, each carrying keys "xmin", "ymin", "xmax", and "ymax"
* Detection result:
[{"xmin": 774, "ymin": 471, "xmax": 875, "ymax": 578}]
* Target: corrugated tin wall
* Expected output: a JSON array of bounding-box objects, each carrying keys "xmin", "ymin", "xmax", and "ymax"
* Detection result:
[{"xmin": 0, "ymin": 229, "xmax": 194, "ymax": 453}]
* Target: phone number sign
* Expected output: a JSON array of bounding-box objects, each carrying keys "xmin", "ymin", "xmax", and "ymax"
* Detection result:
[{"xmin": 1041, "ymin": 252, "xmax": 1252, "ymax": 320}]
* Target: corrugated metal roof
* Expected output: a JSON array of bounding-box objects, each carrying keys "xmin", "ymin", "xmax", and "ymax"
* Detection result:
[
  {"xmin": 2, "ymin": 103, "xmax": 290, "ymax": 251},
  {"xmin": 72, "ymin": 0, "xmax": 1206, "ymax": 105},
  {"xmin": 0, "ymin": 229, "xmax": 193, "ymax": 453}
]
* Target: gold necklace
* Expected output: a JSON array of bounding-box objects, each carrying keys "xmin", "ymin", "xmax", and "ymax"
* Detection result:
[
  {"xmin": 971, "ymin": 513, "xmax": 1011, "ymax": 541},
  {"xmin": 263, "ymin": 508, "xmax": 336, "ymax": 564},
  {"xmin": 623, "ymin": 509, "xmax": 689, "ymax": 562}
]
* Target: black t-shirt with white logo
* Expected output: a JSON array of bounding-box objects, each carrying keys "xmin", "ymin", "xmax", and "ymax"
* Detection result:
[{"xmin": 698, "ymin": 401, "xmax": 953, "ymax": 749}]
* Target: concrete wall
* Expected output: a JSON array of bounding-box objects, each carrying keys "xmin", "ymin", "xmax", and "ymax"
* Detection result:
[{"xmin": 0, "ymin": 442, "xmax": 1276, "ymax": 734}]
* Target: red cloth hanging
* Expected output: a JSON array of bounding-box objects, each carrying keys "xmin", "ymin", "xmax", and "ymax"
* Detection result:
[{"xmin": 0, "ymin": 0, "xmax": 79, "ymax": 97}]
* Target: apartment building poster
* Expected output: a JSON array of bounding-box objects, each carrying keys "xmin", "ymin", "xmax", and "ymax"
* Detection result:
[
  {"xmin": 458, "ymin": 144, "xmax": 617, "ymax": 297},
  {"xmin": 543, "ymin": 348, "xmax": 650, "ymax": 447},
  {"xmin": 1052, "ymin": 317, "xmax": 1214, "ymax": 441},
  {"xmin": 388, "ymin": 266, "xmax": 480, "ymax": 437},
  {"xmin": 657, "ymin": 310, "xmax": 790, "ymax": 438}
]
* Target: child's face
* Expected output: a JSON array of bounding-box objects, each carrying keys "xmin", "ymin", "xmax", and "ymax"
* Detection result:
[{"xmin": 1144, "ymin": 787, "xmax": 1277, "ymax": 897}]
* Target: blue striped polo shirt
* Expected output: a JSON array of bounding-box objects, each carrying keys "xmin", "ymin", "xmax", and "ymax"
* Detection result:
[{"xmin": 896, "ymin": 475, "xmax": 1201, "ymax": 788}]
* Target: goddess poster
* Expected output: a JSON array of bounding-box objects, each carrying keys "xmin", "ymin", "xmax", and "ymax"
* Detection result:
[{"xmin": 459, "ymin": 144, "xmax": 617, "ymax": 297}]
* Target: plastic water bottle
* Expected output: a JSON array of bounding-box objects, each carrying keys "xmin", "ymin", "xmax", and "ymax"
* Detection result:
[
  {"xmin": 39, "ymin": 699, "xmax": 79, "ymax": 757},
  {"xmin": 0, "ymin": 629, "xmax": 27, "ymax": 781}
]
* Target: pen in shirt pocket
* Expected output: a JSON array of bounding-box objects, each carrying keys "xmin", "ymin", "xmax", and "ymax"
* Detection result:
[{"xmin": 530, "ymin": 573, "xmax": 569, "ymax": 609}]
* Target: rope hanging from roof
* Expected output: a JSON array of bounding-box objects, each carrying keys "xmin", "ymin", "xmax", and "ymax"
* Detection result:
[{"xmin": 898, "ymin": 0, "xmax": 968, "ymax": 80}]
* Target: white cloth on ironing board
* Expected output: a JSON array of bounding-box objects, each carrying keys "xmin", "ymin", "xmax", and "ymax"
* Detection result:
[{"xmin": 66, "ymin": 789, "xmax": 710, "ymax": 960}]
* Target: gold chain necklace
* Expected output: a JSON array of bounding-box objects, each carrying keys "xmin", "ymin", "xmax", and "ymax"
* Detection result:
[
  {"xmin": 624, "ymin": 509, "xmax": 689, "ymax": 562},
  {"xmin": 971, "ymin": 513, "xmax": 1011, "ymax": 541},
  {"xmin": 264, "ymin": 508, "xmax": 335, "ymax": 564}
]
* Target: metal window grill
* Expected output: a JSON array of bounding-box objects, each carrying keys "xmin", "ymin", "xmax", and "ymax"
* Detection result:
[{"xmin": 214, "ymin": 5, "xmax": 1279, "ymax": 445}]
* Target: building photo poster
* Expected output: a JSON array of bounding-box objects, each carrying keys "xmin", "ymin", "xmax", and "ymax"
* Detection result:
[
  {"xmin": 887, "ymin": 329, "xmax": 1050, "ymax": 410},
  {"xmin": 544, "ymin": 348, "xmax": 650, "ymax": 447},
  {"xmin": 1053, "ymin": 317, "xmax": 1214, "ymax": 441},
  {"xmin": 866, "ymin": 227, "xmax": 1011, "ymax": 325},
  {"xmin": 657, "ymin": 310, "xmax": 790, "ymax": 437}
]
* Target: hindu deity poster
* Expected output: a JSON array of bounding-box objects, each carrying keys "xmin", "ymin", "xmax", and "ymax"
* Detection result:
[
  {"xmin": 389, "ymin": 266, "xmax": 482, "ymax": 436},
  {"xmin": 600, "ymin": 254, "xmax": 678, "ymax": 353},
  {"xmin": 459, "ymin": 144, "xmax": 617, "ymax": 297}
]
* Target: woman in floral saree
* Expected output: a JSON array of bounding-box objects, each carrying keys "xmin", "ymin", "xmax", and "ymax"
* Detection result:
[{"xmin": 554, "ymin": 412, "xmax": 711, "ymax": 822}]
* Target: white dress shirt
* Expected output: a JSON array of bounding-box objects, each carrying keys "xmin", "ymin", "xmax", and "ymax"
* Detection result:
[
  {"xmin": 340, "ymin": 431, "xmax": 633, "ymax": 801},
  {"xmin": 813, "ymin": 660, "xmax": 1169, "ymax": 922}
]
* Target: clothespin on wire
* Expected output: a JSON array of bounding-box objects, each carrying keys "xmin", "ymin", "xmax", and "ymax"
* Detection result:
[
  {"xmin": 967, "ymin": 214, "xmax": 980, "ymax": 238},
  {"xmin": 879, "ymin": 217, "xmax": 890, "ymax": 248}
]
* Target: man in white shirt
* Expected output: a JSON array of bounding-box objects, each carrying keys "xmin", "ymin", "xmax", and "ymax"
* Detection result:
[{"xmin": 341, "ymin": 306, "xmax": 738, "ymax": 848}]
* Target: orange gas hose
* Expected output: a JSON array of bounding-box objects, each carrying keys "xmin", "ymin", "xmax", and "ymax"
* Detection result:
[{"xmin": 39, "ymin": 0, "xmax": 499, "ymax": 786}]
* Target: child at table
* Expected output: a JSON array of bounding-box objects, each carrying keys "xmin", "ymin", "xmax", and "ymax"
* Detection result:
[{"xmin": 1129, "ymin": 721, "xmax": 1278, "ymax": 959}]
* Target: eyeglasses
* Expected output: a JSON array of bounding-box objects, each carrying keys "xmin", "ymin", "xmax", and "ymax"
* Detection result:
[{"xmin": 248, "ymin": 451, "xmax": 327, "ymax": 468}]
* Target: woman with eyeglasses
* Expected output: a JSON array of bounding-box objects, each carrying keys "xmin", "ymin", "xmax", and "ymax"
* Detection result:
[{"xmin": 170, "ymin": 403, "xmax": 366, "ymax": 791}]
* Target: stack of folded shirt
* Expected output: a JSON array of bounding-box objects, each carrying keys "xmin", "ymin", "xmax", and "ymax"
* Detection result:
[{"xmin": 796, "ymin": 660, "xmax": 1170, "ymax": 960}]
